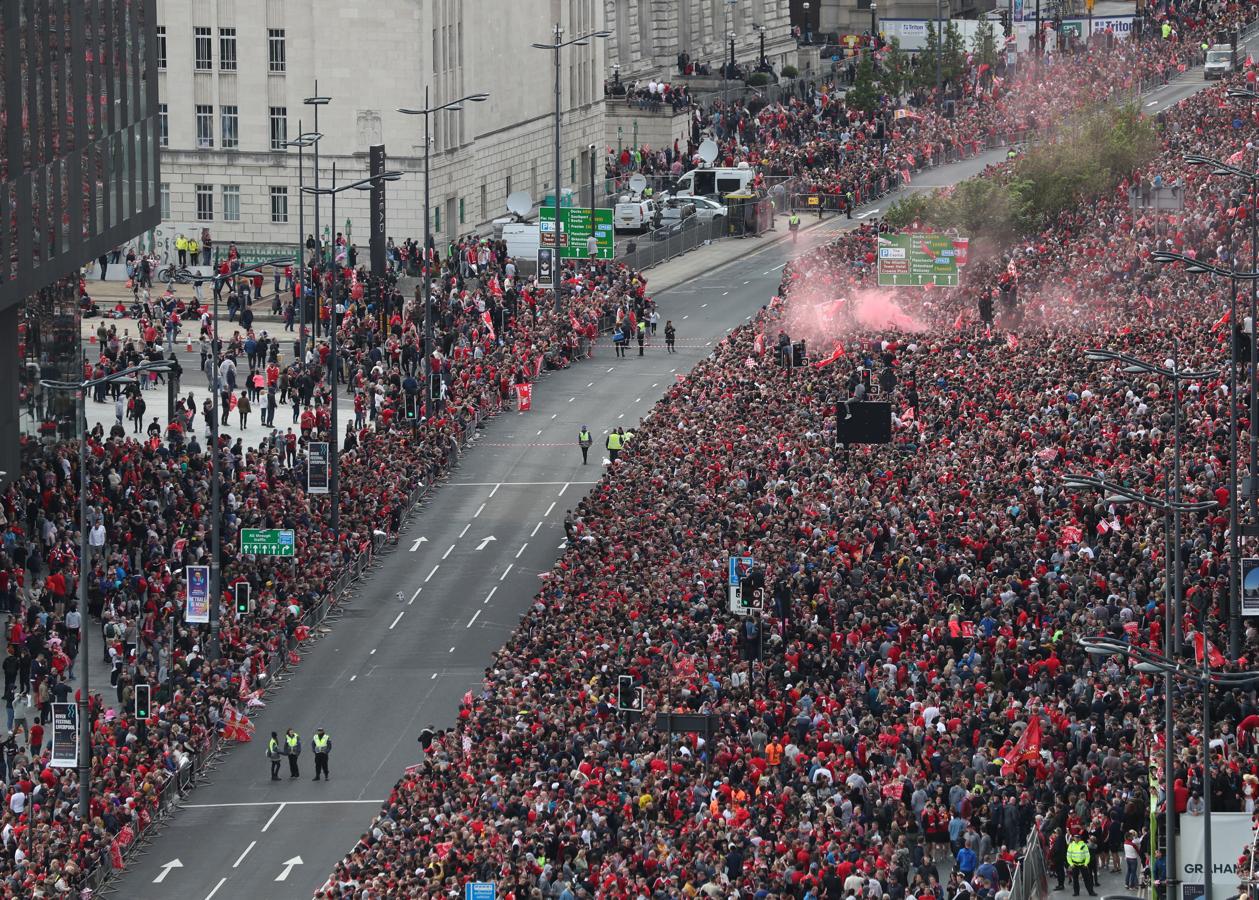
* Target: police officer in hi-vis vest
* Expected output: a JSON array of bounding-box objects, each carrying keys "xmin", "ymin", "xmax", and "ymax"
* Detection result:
[
  {"xmin": 284, "ymin": 728, "xmax": 301, "ymax": 778},
  {"xmin": 267, "ymin": 731, "xmax": 282, "ymax": 780},
  {"xmin": 578, "ymin": 426, "xmax": 592, "ymax": 464},
  {"xmin": 312, "ymin": 727, "xmax": 332, "ymax": 781}
]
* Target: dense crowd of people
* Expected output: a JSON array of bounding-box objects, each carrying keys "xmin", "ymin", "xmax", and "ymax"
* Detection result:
[
  {"xmin": 319, "ymin": 26, "xmax": 1259, "ymax": 900},
  {"xmin": 0, "ymin": 5, "xmax": 1256, "ymax": 896}
]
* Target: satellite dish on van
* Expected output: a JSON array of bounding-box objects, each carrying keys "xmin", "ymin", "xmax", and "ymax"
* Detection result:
[
  {"xmin": 628, "ymin": 173, "xmax": 648, "ymax": 193},
  {"xmin": 506, "ymin": 191, "xmax": 533, "ymax": 217},
  {"xmin": 698, "ymin": 139, "xmax": 719, "ymax": 165}
]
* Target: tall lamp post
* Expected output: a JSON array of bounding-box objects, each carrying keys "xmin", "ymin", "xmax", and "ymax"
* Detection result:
[
  {"xmin": 281, "ymin": 128, "xmax": 323, "ymax": 363},
  {"xmin": 870, "ymin": 3, "xmax": 878, "ymax": 45},
  {"xmin": 41, "ymin": 359, "xmax": 172, "ymax": 821},
  {"xmin": 301, "ymin": 171, "xmax": 403, "ymax": 538},
  {"xmin": 1064, "ymin": 477, "xmax": 1220, "ymax": 900},
  {"xmin": 303, "ymin": 87, "xmax": 332, "ymax": 359},
  {"xmin": 398, "ymin": 90, "xmax": 489, "ymax": 385},
  {"xmin": 531, "ymin": 24, "xmax": 612, "ymax": 315},
  {"xmin": 1078, "ymin": 634, "xmax": 1259, "ymax": 900}
]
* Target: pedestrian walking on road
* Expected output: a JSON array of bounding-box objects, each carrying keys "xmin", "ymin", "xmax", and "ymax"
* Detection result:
[
  {"xmin": 665, "ymin": 320, "xmax": 676, "ymax": 353},
  {"xmin": 284, "ymin": 728, "xmax": 301, "ymax": 778},
  {"xmin": 578, "ymin": 426, "xmax": 593, "ymax": 464},
  {"xmin": 267, "ymin": 731, "xmax": 282, "ymax": 780},
  {"xmin": 312, "ymin": 727, "xmax": 331, "ymax": 781}
]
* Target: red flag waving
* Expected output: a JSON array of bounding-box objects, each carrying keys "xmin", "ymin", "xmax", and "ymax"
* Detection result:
[
  {"xmin": 1193, "ymin": 631, "xmax": 1226, "ymax": 667},
  {"xmin": 221, "ymin": 703, "xmax": 255, "ymax": 742},
  {"xmin": 1000, "ymin": 714, "xmax": 1042, "ymax": 776},
  {"xmin": 812, "ymin": 341, "xmax": 845, "ymax": 368}
]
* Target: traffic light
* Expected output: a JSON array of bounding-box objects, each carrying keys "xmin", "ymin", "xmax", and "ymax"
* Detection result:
[
  {"xmin": 234, "ymin": 581, "xmax": 251, "ymax": 615},
  {"xmin": 404, "ymin": 392, "xmax": 419, "ymax": 421},
  {"xmin": 134, "ymin": 683, "xmax": 151, "ymax": 720},
  {"xmin": 428, "ymin": 372, "xmax": 443, "ymax": 402},
  {"xmin": 616, "ymin": 675, "xmax": 644, "ymax": 712}
]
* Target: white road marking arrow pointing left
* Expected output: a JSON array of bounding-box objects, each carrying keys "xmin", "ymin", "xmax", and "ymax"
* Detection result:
[
  {"xmin": 475, "ymin": 536, "xmax": 497, "ymax": 551},
  {"xmin": 409, "ymin": 537, "xmax": 429, "ymax": 552},
  {"xmin": 275, "ymin": 856, "xmax": 303, "ymax": 882},
  {"xmin": 153, "ymin": 859, "xmax": 183, "ymax": 883}
]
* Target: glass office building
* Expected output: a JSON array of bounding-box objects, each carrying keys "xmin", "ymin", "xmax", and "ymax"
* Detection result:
[{"xmin": 1, "ymin": 0, "xmax": 162, "ymax": 472}]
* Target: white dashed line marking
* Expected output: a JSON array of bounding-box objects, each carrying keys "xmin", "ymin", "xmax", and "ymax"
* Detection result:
[
  {"xmin": 389, "ymin": 610, "xmax": 405, "ymax": 629},
  {"xmin": 500, "ymin": 564, "xmax": 513, "ymax": 581},
  {"xmin": 531, "ymin": 521, "xmax": 543, "ymax": 536},
  {"xmin": 568, "ymin": 396, "xmax": 575, "ymax": 402},
  {"xmin": 634, "ymin": 397, "xmax": 641, "ymax": 403},
  {"xmin": 544, "ymin": 501, "xmax": 555, "ymax": 516},
  {"xmin": 459, "ymin": 524, "xmax": 470, "ymax": 538},
  {"xmin": 516, "ymin": 543, "xmax": 528, "ymax": 558},
  {"xmin": 607, "ymin": 367, "xmax": 615, "ymax": 373},
  {"xmin": 587, "ymin": 382, "xmax": 594, "ymax": 387},
  {"xmin": 204, "ymin": 878, "xmax": 228, "ymax": 900},
  {"xmin": 474, "ymin": 503, "xmax": 485, "ymax": 518},
  {"xmin": 558, "ymin": 483, "xmax": 569, "ymax": 496},
  {"xmin": 409, "ymin": 587, "xmax": 422, "ymax": 604},
  {"xmin": 442, "ymin": 544, "xmax": 454, "ymax": 560},
  {"xmin": 466, "ymin": 609, "xmax": 481, "ymax": 628},
  {"xmin": 234, "ymin": 842, "xmax": 257, "ymax": 868},
  {"xmin": 489, "ymin": 483, "xmax": 501, "ymax": 497},
  {"xmin": 349, "ymin": 675, "xmax": 357, "ymax": 682},
  {"xmin": 484, "ymin": 586, "xmax": 498, "ymax": 605},
  {"xmin": 430, "ymin": 672, "xmax": 438, "ymax": 680},
  {"xmin": 370, "ymin": 649, "xmax": 376, "ymax": 655},
  {"xmin": 425, "ymin": 565, "xmax": 439, "ymax": 582},
  {"xmin": 536, "ymin": 430, "xmax": 543, "ymax": 436},
  {"xmin": 702, "ymin": 303, "xmax": 709, "ymax": 308}
]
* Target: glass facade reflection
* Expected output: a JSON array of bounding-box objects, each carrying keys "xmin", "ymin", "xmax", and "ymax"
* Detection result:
[{"xmin": 19, "ymin": 274, "xmax": 82, "ymax": 443}]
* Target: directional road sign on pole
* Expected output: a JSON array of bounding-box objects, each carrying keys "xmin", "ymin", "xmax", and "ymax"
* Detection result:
[{"xmin": 240, "ymin": 528, "xmax": 297, "ymax": 557}]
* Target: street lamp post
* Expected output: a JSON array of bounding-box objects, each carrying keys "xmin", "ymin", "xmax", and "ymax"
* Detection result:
[
  {"xmin": 301, "ymin": 171, "xmax": 403, "ymax": 538},
  {"xmin": 1078, "ymin": 634, "xmax": 1259, "ymax": 900},
  {"xmin": 398, "ymin": 91, "xmax": 489, "ymax": 386},
  {"xmin": 531, "ymin": 25, "xmax": 612, "ymax": 315},
  {"xmin": 1065, "ymin": 478, "xmax": 1220, "ymax": 900},
  {"xmin": 303, "ymin": 87, "xmax": 332, "ymax": 360},
  {"xmin": 871, "ymin": 3, "xmax": 878, "ymax": 45},
  {"xmin": 282, "ymin": 129, "xmax": 323, "ymax": 363},
  {"xmin": 42, "ymin": 360, "xmax": 172, "ymax": 821}
]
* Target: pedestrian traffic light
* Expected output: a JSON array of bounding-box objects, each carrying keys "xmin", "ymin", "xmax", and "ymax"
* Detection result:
[
  {"xmin": 134, "ymin": 683, "xmax": 151, "ymax": 720},
  {"xmin": 428, "ymin": 372, "xmax": 442, "ymax": 402},
  {"xmin": 404, "ymin": 392, "xmax": 419, "ymax": 421},
  {"xmin": 234, "ymin": 581, "xmax": 251, "ymax": 615},
  {"xmin": 616, "ymin": 675, "xmax": 643, "ymax": 712}
]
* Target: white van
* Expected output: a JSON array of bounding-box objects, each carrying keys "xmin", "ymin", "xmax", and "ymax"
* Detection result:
[
  {"xmin": 614, "ymin": 197, "xmax": 661, "ymax": 233},
  {"xmin": 674, "ymin": 164, "xmax": 757, "ymax": 199},
  {"xmin": 502, "ymin": 222, "xmax": 540, "ymax": 260}
]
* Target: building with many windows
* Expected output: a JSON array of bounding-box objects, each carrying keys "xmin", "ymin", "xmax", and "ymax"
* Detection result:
[
  {"xmin": 2, "ymin": 0, "xmax": 162, "ymax": 477},
  {"xmin": 156, "ymin": 0, "xmax": 607, "ymax": 256}
]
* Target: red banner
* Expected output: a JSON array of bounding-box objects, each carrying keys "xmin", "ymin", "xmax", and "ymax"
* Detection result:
[{"xmin": 517, "ymin": 383, "xmax": 533, "ymax": 412}]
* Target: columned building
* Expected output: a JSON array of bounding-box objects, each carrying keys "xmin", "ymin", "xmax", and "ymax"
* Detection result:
[{"xmin": 155, "ymin": 0, "xmax": 607, "ymax": 254}]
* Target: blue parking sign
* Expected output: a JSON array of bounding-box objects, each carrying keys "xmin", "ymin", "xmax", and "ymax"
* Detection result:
[{"xmin": 466, "ymin": 884, "xmax": 495, "ymax": 900}]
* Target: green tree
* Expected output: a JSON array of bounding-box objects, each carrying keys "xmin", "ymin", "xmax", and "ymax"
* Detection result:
[
  {"xmin": 846, "ymin": 53, "xmax": 881, "ymax": 117},
  {"xmin": 943, "ymin": 21, "xmax": 967, "ymax": 85},
  {"xmin": 971, "ymin": 18, "xmax": 999, "ymax": 71},
  {"xmin": 880, "ymin": 37, "xmax": 909, "ymax": 99}
]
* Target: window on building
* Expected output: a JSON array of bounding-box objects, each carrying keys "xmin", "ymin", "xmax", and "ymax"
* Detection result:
[
  {"xmin": 160, "ymin": 183, "xmax": 170, "ymax": 220},
  {"xmin": 194, "ymin": 26, "xmax": 212, "ymax": 70},
  {"xmin": 434, "ymin": 206, "xmax": 441, "ymax": 233},
  {"xmin": 156, "ymin": 26, "xmax": 167, "ymax": 69},
  {"xmin": 158, "ymin": 104, "xmax": 169, "ymax": 147},
  {"xmin": 221, "ymin": 106, "xmax": 238, "ymax": 149},
  {"xmin": 219, "ymin": 28, "xmax": 237, "ymax": 71},
  {"xmin": 195, "ymin": 104, "xmax": 213, "ymax": 148},
  {"xmin": 222, "ymin": 185, "xmax": 240, "ymax": 221},
  {"xmin": 459, "ymin": 197, "xmax": 465, "ymax": 224},
  {"xmin": 268, "ymin": 29, "xmax": 286, "ymax": 72},
  {"xmin": 269, "ymin": 107, "xmax": 287, "ymax": 150},
  {"xmin": 571, "ymin": 158, "xmax": 576, "ymax": 184},
  {"xmin": 270, "ymin": 186, "xmax": 289, "ymax": 223},
  {"xmin": 196, "ymin": 184, "xmax": 214, "ymax": 220}
]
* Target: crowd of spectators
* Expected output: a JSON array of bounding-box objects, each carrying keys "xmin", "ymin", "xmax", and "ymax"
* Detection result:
[{"xmin": 319, "ymin": 29, "xmax": 1259, "ymax": 900}]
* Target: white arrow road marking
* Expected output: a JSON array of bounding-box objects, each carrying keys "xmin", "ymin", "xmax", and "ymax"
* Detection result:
[
  {"xmin": 275, "ymin": 856, "xmax": 303, "ymax": 882},
  {"xmin": 558, "ymin": 539, "xmax": 568, "ymax": 549},
  {"xmin": 409, "ymin": 537, "xmax": 429, "ymax": 552},
  {"xmin": 475, "ymin": 536, "xmax": 497, "ymax": 551},
  {"xmin": 154, "ymin": 859, "xmax": 183, "ymax": 883}
]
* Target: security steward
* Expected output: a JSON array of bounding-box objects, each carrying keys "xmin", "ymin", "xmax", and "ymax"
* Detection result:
[
  {"xmin": 1067, "ymin": 834, "xmax": 1096, "ymax": 896},
  {"xmin": 788, "ymin": 212, "xmax": 801, "ymax": 243},
  {"xmin": 284, "ymin": 727, "xmax": 302, "ymax": 778},
  {"xmin": 312, "ymin": 726, "xmax": 332, "ymax": 781},
  {"xmin": 606, "ymin": 428, "xmax": 625, "ymax": 462},
  {"xmin": 578, "ymin": 426, "xmax": 593, "ymax": 464},
  {"xmin": 267, "ymin": 731, "xmax": 282, "ymax": 780}
]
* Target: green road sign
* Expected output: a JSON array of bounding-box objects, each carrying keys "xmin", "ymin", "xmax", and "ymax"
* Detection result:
[
  {"xmin": 876, "ymin": 233, "xmax": 965, "ymax": 287},
  {"xmin": 540, "ymin": 205, "xmax": 615, "ymax": 260},
  {"xmin": 240, "ymin": 528, "xmax": 296, "ymax": 557}
]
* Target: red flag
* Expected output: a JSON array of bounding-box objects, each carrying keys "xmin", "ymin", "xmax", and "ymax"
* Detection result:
[
  {"xmin": 811, "ymin": 341, "xmax": 845, "ymax": 368},
  {"xmin": 1000, "ymin": 715, "xmax": 1042, "ymax": 776},
  {"xmin": 516, "ymin": 383, "xmax": 533, "ymax": 412},
  {"xmin": 481, "ymin": 311, "xmax": 496, "ymax": 341},
  {"xmin": 1193, "ymin": 631, "xmax": 1226, "ymax": 667},
  {"xmin": 953, "ymin": 311, "xmax": 965, "ymax": 331},
  {"xmin": 1006, "ymin": 332, "xmax": 1020, "ymax": 351},
  {"xmin": 1058, "ymin": 525, "xmax": 1083, "ymax": 547},
  {"xmin": 1212, "ymin": 309, "xmax": 1231, "ymax": 333},
  {"xmin": 221, "ymin": 703, "xmax": 255, "ymax": 741}
]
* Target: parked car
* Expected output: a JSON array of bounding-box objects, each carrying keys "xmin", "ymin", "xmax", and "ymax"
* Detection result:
[
  {"xmin": 660, "ymin": 196, "xmax": 697, "ymax": 224},
  {"xmin": 687, "ymin": 196, "xmax": 729, "ymax": 223},
  {"xmin": 614, "ymin": 197, "xmax": 661, "ymax": 233}
]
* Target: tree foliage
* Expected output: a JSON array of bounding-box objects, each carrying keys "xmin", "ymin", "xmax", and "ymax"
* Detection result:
[
  {"xmin": 971, "ymin": 18, "xmax": 999, "ymax": 70},
  {"xmin": 883, "ymin": 104, "xmax": 1158, "ymax": 240},
  {"xmin": 943, "ymin": 22, "xmax": 967, "ymax": 84},
  {"xmin": 846, "ymin": 54, "xmax": 881, "ymax": 117},
  {"xmin": 879, "ymin": 38, "xmax": 910, "ymax": 100}
]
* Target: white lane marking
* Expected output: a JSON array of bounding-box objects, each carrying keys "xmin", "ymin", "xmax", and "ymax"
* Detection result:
[
  {"xmin": 742, "ymin": 280, "xmax": 751, "ymax": 284},
  {"xmin": 1146, "ymin": 100, "xmax": 1158, "ymax": 107},
  {"xmin": 652, "ymin": 382, "xmax": 659, "ymax": 387},
  {"xmin": 722, "ymin": 291, "xmax": 729, "ymax": 296},
  {"xmin": 370, "ymin": 648, "xmax": 376, "ymax": 655},
  {"xmin": 204, "ymin": 878, "xmax": 228, "ymax": 900},
  {"xmin": 185, "ymin": 800, "xmax": 384, "ymax": 808},
  {"xmin": 466, "ymin": 609, "xmax": 481, "ymax": 628},
  {"xmin": 770, "ymin": 262, "xmax": 786, "ymax": 271},
  {"xmin": 233, "ymin": 842, "xmax": 257, "ymax": 868},
  {"xmin": 474, "ymin": 503, "xmax": 485, "ymax": 518},
  {"xmin": 531, "ymin": 521, "xmax": 543, "ymax": 536},
  {"xmin": 430, "ymin": 672, "xmax": 438, "ymax": 680},
  {"xmin": 453, "ymin": 481, "xmax": 598, "ymax": 486},
  {"xmin": 449, "ymin": 646, "xmax": 455, "ymax": 653},
  {"xmin": 389, "ymin": 610, "xmax": 405, "ymax": 630},
  {"xmin": 607, "ymin": 367, "xmax": 615, "ymax": 372},
  {"xmin": 261, "ymin": 803, "xmax": 287, "ymax": 833},
  {"xmin": 558, "ymin": 482, "xmax": 570, "ymax": 496},
  {"xmin": 587, "ymin": 382, "xmax": 594, "ymax": 387},
  {"xmin": 459, "ymin": 524, "xmax": 470, "ymax": 538},
  {"xmin": 515, "ymin": 542, "xmax": 528, "ymax": 558},
  {"xmin": 442, "ymin": 544, "xmax": 454, "ymax": 559},
  {"xmin": 489, "ymin": 483, "xmax": 501, "ymax": 497},
  {"xmin": 410, "ymin": 587, "xmax": 422, "ymax": 604},
  {"xmin": 670, "ymin": 368, "xmax": 676, "ymax": 373},
  {"xmin": 484, "ymin": 586, "xmax": 498, "ymax": 605},
  {"xmin": 701, "ymin": 303, "xmax": 708, "ymax": 308},
  {"xmin": 349, "ymin": 675, "xmax": 357, "ymax": 682},
  {"xmin": 682, "ymin": 315, "xmax": 688, "ymax": 319},
  {"xmin": 544, "ymin": 501, "xmax": 555, "ymax": 516},
  {"xmin": 154, "ymin": 860, "xmax": 183, "ymax": 883},
  {"xmin": 425, "ymin": 565, "xmax": 439, "ymax": 582},
  {"xmin": 634, "ymin": 397, "xmax": 641, "ymax": 403},
  {"xmin": 536, "ymin": 430, "xmax": 543, "ymax": 436},
  {"xmin": 500, "ymin": 564, "xmax": 513, "ymax": 581},
  {"xmin": 568, "ymin": 396, "xmax": 575, "ymax": 402},
  {"xmin": 475, "ymin": 536, "xmax": 497, "ymax": 550}
]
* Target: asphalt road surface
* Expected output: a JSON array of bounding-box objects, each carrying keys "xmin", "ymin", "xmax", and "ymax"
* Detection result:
[{"xmin": 110, "ymin": 54, "xmax": 1234, "ymax": 900}]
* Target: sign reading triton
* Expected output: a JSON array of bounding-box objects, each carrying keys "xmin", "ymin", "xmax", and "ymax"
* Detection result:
[
  {"xmin": 539, "ymin": 205, "xmax": 615, "ymax": 259},
  {"xmin": 241, "ymin": 528, "xmax": 296, "ymax": 557},
  {"xmin": 877, "ymin": 234, "xmax": 966, "ymax": 287}
]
